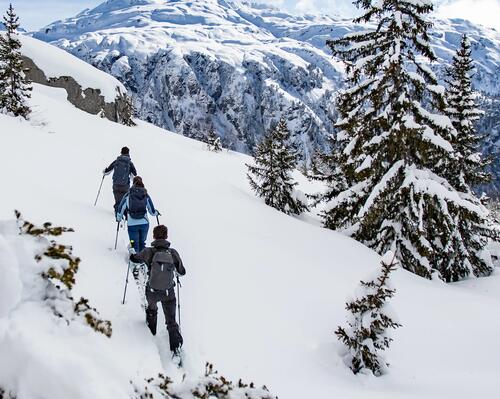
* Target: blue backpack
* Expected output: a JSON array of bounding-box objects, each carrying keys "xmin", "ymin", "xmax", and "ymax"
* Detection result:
[
  {"xmin": 113, "ymin": 156, "xmax": 131, "ymax": 186},
  {"xmin": 129, "ymin": 186, "xmax": 147, "ymax": 219}
]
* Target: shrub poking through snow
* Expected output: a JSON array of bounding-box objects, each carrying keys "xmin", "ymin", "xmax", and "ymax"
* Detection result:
[
  {"xmin": 0, "ymin": 4, "xmax": 32, "ymax": 118},
  {"xmin": 74, "ymin": 298, "xmax": 112, "ymax": 338},
  {"xmin": 336, "ymin": 252, "xmax": 401, "ymax": 376},
  {"xmin": 191, "ymin": 363, "xmax": 275, "ymax": 399},
  {"xmin": 247, "ymin": 118, "xmax": 308, "ymax": 215},
  {"xmin": 14, "ymin": 210, "xmax": 112, "ymax": 337},
  {"xmin": 0, "ymin": 387, "xmax": 16, "ymax": 399},
  {"xmin": 206, "ymin": 129, "xmax": 222, "ymax": 152},
  {"xmin": 134, "ymin": 363, "xmax": 275, "ymax": 399}
]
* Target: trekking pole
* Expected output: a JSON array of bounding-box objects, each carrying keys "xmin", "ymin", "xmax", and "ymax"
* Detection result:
[
  {"xmin": 156, "ymin": 213, "xmax": 161, "ymax": 226},
  {"xmin": 114, "ymin": 221, "xmax": 120, "ymax": 250},
  {"xmin": 93, "ymin": 174, "xmax": 105, "ymax": 206},
  {"xmin": 176, "ymin": 273, "xmax": 182, "ymax": 330},
  {"xmin": 122, "ymin": 260, "xmax": 131, "ymax": 304}
]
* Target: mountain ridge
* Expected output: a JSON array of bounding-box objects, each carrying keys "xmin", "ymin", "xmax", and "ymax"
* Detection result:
[{"xmin": 33, "ymin": 0, "xmax": 500, "ymax": 194}]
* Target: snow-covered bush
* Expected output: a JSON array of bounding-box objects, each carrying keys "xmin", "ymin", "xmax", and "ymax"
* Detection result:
[
  {"xmin": 134, "ymin": 363, "xmax": 275, "ymax": 399},
  {"xmin": 335, "ymin": 252, "xmax": 401, "ymax": 376},
  {"xmin": 12, "ymin": 211, "xmax": 112, "ymax": 337},
  {"xmin": 1, "ymin": 211, "xmax": 112, "ymax": 336},
  {"xmin": 0, "ymin": 212, "xmax": 116, "ymax": 396},
  {"xmin": 206, "ymin": 129, "xmax": 223, "ymax": 152}
]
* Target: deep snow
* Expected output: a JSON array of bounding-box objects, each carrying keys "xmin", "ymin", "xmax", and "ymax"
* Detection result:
[{"xmin": 1, "ymin": 79, "xmax": 499, "ymax": 398}]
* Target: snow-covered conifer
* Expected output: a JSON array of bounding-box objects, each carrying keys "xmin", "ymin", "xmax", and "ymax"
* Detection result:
[
  {"xmin": 207, "ymin": 129, "xmax": 222, "ymax": 152},
  {"xmin": 308, "ymin": 138, "xmax": 348, "ymax": 216},
  {"xmin": 0, "ymin": 4, "xmax": 32, "ymax": 118},
  {"xmin": 445, "ymin": 35, "xmax": 489, "ymax": 189},
  {"xmin": 247, "ymin": 118, "xmax": 307, "ymax": 215},
  {"xmin": 121, "ymin": 94, "xmax": 136, "ymax": 126},
  {"xmin": 321, "ymin": 0, "xmax": 494, "ymax": 280},
  {"xmin": 336, "ymin": 252, "xmax": 401, "ymax": 376}
]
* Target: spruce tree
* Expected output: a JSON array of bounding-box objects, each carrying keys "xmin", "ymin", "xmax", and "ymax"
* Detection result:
[
  {"xmin": 121, "ymin": 94, "xmax": 136, "ymax": 126},
  {"xmin": 207, "ymin": 128, "xmax": 222, "ymax": 152},
  {"xmin": 445, "ymin": 34, "xmax": 489, "ymax": 190},
  {"xmin": 308, "ymin": 137, "xmax": 348, "ymax": 214},
  {"xmin": 321, "ymin": 0, "xmax": 494, "ymax": 280},
  {"xmin": 335, "ymin": 252, "xmax": 401, "ymax": 376},
  {"xmin": 0, "ymin": 4, "xmax": 31, "ymax": 118},
  {"xmin": 247, "ymin": 118, "xmax": 307, "ymax": 215},
  {"xmin": 437, "ymin": 35, "xmax": 496, "ymax": 281}
]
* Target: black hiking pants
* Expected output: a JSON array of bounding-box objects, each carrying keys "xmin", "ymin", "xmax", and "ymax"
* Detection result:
[
  {"xmin": 113, "ymin": 184, "xmax": 129, "ymax": 213},
  {"xmin": 145, "ymin": 286, "xmax": 183, "ymax": 352}
]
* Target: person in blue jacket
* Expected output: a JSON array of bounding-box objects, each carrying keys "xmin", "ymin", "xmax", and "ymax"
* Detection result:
[{"xmin": 116, "ymin": 176, "xmax": 159, "ymax": 253}]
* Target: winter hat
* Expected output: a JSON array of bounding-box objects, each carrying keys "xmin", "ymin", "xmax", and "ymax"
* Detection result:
[{"xmin": 121, "ymin": 146, "xmax": 130, "ymax": 155}]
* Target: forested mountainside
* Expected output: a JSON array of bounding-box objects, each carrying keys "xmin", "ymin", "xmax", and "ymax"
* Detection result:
[{"xmin": 34, "ymin": 0, "xmax": 500, "ymax": 195}]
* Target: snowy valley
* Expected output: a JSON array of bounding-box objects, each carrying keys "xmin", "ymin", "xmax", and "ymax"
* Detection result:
[{"xmin": 1, "ymin": 26, "xmax": 500, "ymax": 398}]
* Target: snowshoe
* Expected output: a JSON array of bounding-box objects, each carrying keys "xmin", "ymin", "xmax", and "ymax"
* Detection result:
[
  {"xmin": 133, "ymin": 262, "xmax": 148, "ymax": 309},
  {"xmin": 172, "ymin": 347, "xmax": 184, "ymax": 368}
]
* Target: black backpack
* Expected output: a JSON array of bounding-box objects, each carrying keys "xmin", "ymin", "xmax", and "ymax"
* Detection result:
[
  {"xmin": 129, "ymin": 187, "xmax": 147, "ymax": 219},
  {"xmin": 149, "ymin": 249, "xmax": 175, "ymax": 291},
  {"xmin": 113, "ymin": 156, "xmax": 131, "ymax": 186}
]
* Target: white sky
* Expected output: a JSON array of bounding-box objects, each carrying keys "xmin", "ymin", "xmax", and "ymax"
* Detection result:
[{"xmin": 0, "ymin": 0, "xmax": 498, "ymax": 31}]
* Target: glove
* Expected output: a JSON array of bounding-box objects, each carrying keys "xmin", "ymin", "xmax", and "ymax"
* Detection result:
[
  {"xmin": 116, "ymin": 215, "xmax": 122, "ymax": 223},
  {"xmin": 102, "ymin": 169, "xmax": 107, "ymax": 174},
  {"xmin": 155, "ymin": 210, "xmax": 161, "ymax": 216}
]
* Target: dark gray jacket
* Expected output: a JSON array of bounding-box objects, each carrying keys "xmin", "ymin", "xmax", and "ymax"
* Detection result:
[
  {"xmin": 105, "ymin": 154, "xmax": 137, "ymax": 186},
  {"xmin": 130, "ymin": 239, "xmax": 186, "ymax": 277}
]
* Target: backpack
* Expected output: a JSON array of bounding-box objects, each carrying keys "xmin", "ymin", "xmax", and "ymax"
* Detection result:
[
  {"xmin": 113, "ymin": 156, "xmax": 131, "ymax": 186},
  {"xmin": 129, "ymin": 186, "xmax": 148, "ymax": 219},
  {"xmin": 149, "ymin": 249, "xmax": 175, "ymax": 291}
]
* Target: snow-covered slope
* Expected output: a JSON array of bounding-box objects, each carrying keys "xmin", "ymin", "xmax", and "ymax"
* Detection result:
[{"xmin": 1, "ymin": 71, "xmax": 500, "ymax": 397}]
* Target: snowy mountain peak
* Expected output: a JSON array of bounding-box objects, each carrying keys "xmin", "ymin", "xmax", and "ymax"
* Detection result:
[{"xmin": 34, "ymin": 0, "xmax": 500, "ymax": 193}]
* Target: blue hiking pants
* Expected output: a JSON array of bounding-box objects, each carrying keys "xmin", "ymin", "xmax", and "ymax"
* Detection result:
[{"xmin": 128, "ymin": 223, "xmax": 149, "ymax": 252}]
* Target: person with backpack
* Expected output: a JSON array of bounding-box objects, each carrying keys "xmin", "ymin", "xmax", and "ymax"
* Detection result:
[
  {"xmin": 103, "ymin": 146, "xmax": 138, "ymax": 213},
  {"xmin": 116, "ymin": 176, "xmax": 159, "ymax": 253},
  {"xmin": 129, "ymin": 224, "xmax": 186, "ymax": 354}
]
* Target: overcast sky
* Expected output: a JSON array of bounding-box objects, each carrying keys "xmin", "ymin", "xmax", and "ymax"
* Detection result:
[{"xmin": 0, "ymin": 0, "xmax": 498, "ymax": 31}]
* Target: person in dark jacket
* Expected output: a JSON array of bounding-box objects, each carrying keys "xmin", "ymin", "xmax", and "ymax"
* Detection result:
[
  {"xmin": 130, "ymin": 224, "xmax": 186, "ymax": 353},
  {"xmin": 103, "ymin": 146, "xmax": 137, "ymax": 212},
  {"xmin": 116, "ymin": 176, "xmax": 159, "ymax": 253}
]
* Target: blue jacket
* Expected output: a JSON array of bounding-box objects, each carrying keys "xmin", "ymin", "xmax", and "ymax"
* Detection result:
[
  {"xmin": 104, "ymin": 155, "xmax": 137, "ymax": 186},
  {"xmin": 116, "ymin": 192, "xmax": 158, "ymax": 226}
]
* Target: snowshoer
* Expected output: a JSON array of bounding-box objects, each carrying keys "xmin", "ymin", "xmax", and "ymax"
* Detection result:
[
  {"xmin": 116, "ymin": 176, "xmax": 159, "ymax": 253},
  {"xmin": 129, "ymin": 224, "xmax": 186, "ymax": 354},
  {"xmin": 103, "ymin": 146, "xmax": 138, "ymax": 213}
]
